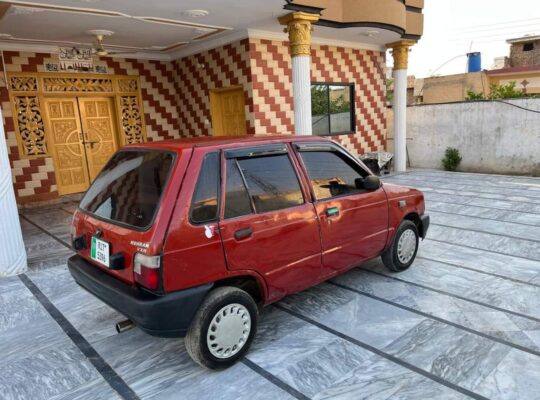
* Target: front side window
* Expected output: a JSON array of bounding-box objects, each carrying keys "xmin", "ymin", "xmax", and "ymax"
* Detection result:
[
  {"xmin": 311, "ymin": 83, "xmax": 355, "ymax": 135},
  {"xmin": 80, "ymin": 150, "xmax": 174, "ymax": 229},
  {"xmin": 235, "ymin": 154, "xmax": 304, "ymax": 214},
  {"xmin": 190, "ymin": 152, "xmax": 220, "ymax": 224},
  {"xmin": 300, "ymin": 150, "xmax": 368, "ymax": 200}
]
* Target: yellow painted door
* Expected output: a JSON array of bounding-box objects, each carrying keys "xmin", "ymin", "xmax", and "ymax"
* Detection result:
[
  {"xmin": 78, "ymin": 97, "xmax": 119, "ymax": 181},
  {"xmin": 44, "ymin": 97, "xmax": 90, "ymax": 195},
  {"xmin": 211, "ymin": 87, "xmax": 247, "ymax": 136}
]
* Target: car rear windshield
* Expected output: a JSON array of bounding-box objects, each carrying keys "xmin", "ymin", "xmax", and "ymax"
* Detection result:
[{"xmin": 79, "ymin": 150, "xmax": 175, "ymax": 229}]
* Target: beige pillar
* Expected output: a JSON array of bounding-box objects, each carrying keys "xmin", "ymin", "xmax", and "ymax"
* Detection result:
[
  {"xmin": 388, "ymin": 40, "xmax": 415, "ymax": 172},
  {"xmin": 279, "ymin": 12, "xmax": 320, "ymax": 135}
]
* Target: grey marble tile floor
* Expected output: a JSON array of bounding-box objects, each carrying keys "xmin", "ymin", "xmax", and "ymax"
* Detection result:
[{"xmin": 1, "ymin": 170, "xmax": 540, "ymax": 399}]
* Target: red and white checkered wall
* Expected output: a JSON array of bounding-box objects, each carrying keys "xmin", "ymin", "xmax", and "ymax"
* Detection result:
[
  {"xmin": 173, "ymin": 38, "xmax": 387, "ymax": 154},
  {"xmin": 1, "ymin": 38, "xmax": 387, "ymax": 204},
  {"xmin": 0, "ymin": 51, "xmax": 181, "ymax": 203},
  {"xmin": 248, "ymin": 38, "xmax": 387, "ymax": 154},
  {"xmin": 172, "ymin": 38, "xmax": 255, "ymax": 135}
]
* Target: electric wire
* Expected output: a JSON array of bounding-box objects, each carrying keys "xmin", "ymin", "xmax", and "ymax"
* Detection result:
[
  {"xmin": 448, "ymin": 17, "xmax": 540, "ymax": 33},
  {"xmin": 491, "ymin": 99, "xmax": 540, "ymax": 113}
]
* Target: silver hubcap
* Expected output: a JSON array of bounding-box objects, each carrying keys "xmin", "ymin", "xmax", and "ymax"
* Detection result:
[
  {"xmin": 207, "ymin": 303, "xmax": 251, "ymax": 359},
  {"xmin": 397, "ymin": 229, "xmax": 417, "ymax": 264}
]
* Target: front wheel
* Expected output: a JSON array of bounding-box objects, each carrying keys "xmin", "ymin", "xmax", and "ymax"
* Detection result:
[
  {"xmin": 382, "ymin": 220, "xmax": 419, "ymax": 272},
  {"xmin": 185, "ymin": 286, "xmax": 258, "ymax": 369}
]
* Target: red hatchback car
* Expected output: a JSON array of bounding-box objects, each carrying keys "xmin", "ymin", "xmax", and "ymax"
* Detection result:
[{"xmin": 68, "ymin": 135, "xmax": 429, "ymax": 369}]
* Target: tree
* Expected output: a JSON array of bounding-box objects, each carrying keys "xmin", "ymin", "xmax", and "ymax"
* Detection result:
[
  {"xmin": 329, "ymin": 94, "xmax": 350, "ymax": 113},
  {"xmin": 311, "ymin": 86, "xmax": 351, "ymax": 115},
  {"xmin": 311, "ymin": 86, "xmax": 327, "ymax": 115},
  {"xmin": 386, "ymin": 79, "xmax": 394, "ymax": 103},
  {"xmin": 465, "ymin": 81, "xmax": 524, "ymax": 101},
  {"xmin": 465, "ymin": 90, "xmax": 485, "ymax": 101},
  {"xmin": 488, "ymin": 81, "xmax": 523, "ymax": 99}
]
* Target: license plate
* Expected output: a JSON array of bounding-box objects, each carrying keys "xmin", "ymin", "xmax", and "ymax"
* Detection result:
[{"xmin": 91, "ymin": 237, "xmax": 110, "ymax": 267}]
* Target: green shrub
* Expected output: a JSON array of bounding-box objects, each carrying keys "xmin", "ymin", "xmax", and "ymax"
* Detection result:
[
  {"xmin": 488, "ymin": 81, "xmax": 523, "ymax": 99},
  {"xmin": 442, "ymin": 147, "xmax": 462, "ymax": 171},
  {"xmin": 465, "ymin": 90, "xmax": 485, "ymax": 101},
  {"xmin": 465, "ymin": 81, "xmax": 524, "ymax": 101}
]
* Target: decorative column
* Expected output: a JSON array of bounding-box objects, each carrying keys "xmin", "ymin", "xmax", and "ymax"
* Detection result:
[
  {"xmin": 279, "ymin": 11, "xmax": 320, "ymax": 135},
  {"xmin": 0, "ymin": 107, "xmax": 27, "ymax": 276},
  {"xmin": 388, "ymin": 40, "xmax": 415, "ymax": 172}
]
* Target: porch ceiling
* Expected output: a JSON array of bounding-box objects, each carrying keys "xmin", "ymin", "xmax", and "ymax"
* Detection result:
[{"xmin": 0, "ymin": 0, "xmax": 401, "ymax": 60}]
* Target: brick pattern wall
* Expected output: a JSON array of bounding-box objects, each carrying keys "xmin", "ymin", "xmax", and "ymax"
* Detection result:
[
  {"xmin": 172, "ymin": 38, "xmax": 387, "ymax": 155},
  {"xmin": 0, "ymin": 51, "xmax": 180, "ymax": 203},
  {"xmin": 248, "ymin": 39, "xmax": 387, "ymax": 155},
  {"xmin": 249, "ymin": 39, "xmax": 295, "ymax": 135},
  {"xmin": 508, "ymin": 40, "xmax": 540, "ymax": 67},
  {"xmin": 172, "ymin": 38, "xmax": 255, "ymax": 136}
]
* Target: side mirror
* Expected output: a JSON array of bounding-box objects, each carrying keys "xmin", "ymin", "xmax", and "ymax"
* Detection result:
[
  {"xmin": 364, "ymin": 175, "xmax": 381, "ymax": 190},
  {"xmin": 356, "ymin": 175, "xmax": 381, "ymax": 191}
]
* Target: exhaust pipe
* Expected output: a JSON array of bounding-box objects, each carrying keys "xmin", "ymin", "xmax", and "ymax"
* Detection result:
[{"xmin": 115, "ymin": 319, "xmax": 135, "ymax": 333}]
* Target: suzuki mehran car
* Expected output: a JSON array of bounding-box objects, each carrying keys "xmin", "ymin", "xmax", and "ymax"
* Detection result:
[{"xmin": 68, "ymin": 135, "xmax": 429, "ymax": 369}]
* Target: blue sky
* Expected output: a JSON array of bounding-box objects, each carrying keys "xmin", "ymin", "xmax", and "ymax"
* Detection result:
[{"xmin": 394, "ymin": 0, "xmax": 540, "ymax": 78}]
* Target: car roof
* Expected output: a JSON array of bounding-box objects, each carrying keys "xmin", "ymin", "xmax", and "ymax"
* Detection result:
[{"xmin": 124, "ymin": 134, "xmax": 334, "ymax": 152}]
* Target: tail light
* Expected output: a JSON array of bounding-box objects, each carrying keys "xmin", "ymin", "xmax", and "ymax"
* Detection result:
[
  {"xmin": 70, "ymin": 217, "xmax": 86, "ymax": 251},
  {"xmin": 134, "ymin": 253, "xmax": 161, "ymax": 290}
]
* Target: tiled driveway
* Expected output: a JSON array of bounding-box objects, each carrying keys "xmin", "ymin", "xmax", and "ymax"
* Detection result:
[{"xmin": 3, "ymin": 169, "xmax": 540, "ymax": 400}]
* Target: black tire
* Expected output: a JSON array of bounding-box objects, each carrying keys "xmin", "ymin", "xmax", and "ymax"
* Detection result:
[
  {"xmin": 185, "ymin": 286, "xmax": 258, "ymax": 369},
  {"xmin": 381, "ymin": 220, "xmax": 419, "ymax": 272}
]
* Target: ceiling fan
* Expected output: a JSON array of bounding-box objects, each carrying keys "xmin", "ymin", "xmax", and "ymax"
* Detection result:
[{"xmin": 87, "ymin": 29, "xmax": 139, "ymax": 56}]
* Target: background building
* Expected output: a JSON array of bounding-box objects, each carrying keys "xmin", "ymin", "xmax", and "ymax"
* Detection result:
[
  {"xmin": 421, "ymin": 72, "xmax": 489, "ymax": 104},
  {"xmin": 505, "ymin": 35, "xmax": 540, "ymax": 67},
  {"xmin": 405, "ymin": 34, "xmax": 540, "ymax": 104},
  {"xmin": 487, "ymin": 35, "xmax": 540, "ymax": 95}
]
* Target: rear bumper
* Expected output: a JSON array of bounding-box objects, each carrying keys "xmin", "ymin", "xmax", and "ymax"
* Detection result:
[
  {"xmin": 67, "ymin": 255, "xmax": 212, "ymax": 338},
  {"xmin": 420, "ymin": 214, "xmax": 430, "ymax": 239}
]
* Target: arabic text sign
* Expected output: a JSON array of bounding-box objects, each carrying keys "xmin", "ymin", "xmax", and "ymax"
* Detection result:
[{"xmin": 59, "ymin": 47, "xmax": 93, "ymax": 72}]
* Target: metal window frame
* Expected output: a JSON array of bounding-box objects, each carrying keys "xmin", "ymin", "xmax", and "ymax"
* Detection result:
[
  {"xmin": 311, "ymin": 82, "xmax": 356, "ymax": 136},
  {"xmin": 188, "ymin": 151, "xmax": 222, "ymax": 226}
]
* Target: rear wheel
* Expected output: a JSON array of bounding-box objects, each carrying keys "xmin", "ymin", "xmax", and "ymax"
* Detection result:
[
  {"xmin": 185, "ymin": 286, "xmax": 258, "ymax": 369},
  {"xmin": 382, "ymin": 220, "xmax": 419, "ymax": 272}
]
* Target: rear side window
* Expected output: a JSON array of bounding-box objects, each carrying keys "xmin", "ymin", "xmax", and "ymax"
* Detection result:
[
  {"xmin": 80, "ymin": 150, "xmax": 174, "ymax": 229},
  {"xmin": 224, "ymin": 159, "xmax": 253, "ymax": 219},
  {"xmin": 190, "ymin": 152, "xmax": 220, "ymax": 224},
  {"xmin": 237, "ymin": 154, "xmax": 304, "ymax": 213},
  {"xmin": 300, "ymin": 150, "xmax": 368, "ymax": 200}
]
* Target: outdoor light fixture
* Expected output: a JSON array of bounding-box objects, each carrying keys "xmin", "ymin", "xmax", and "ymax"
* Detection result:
[{"xmin": 362, "ymin": 30, "xmax": 380, "ymax": 37}]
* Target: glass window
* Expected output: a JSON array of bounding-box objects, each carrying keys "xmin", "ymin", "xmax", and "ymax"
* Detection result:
[
  {"xmin": 224, "ymin": 159, "xmax": 253, "ymax": 219},
  {"xmin": 80, "ymin": 150, "xmax": 174, "ymax": 229},
  {"xmin": 237, "ymin": 155, "xmax": 304, "ymax": 213},
  {"xmin": 311, "ymin": 85, "xmax": 330, "ymax": 135},
  {"xmin": 311, "ymin": 83, "xmax": 354, "ymax": 135},
  {"xmin": 190, "ymin": 152, "xmax": 220, "ymax": 224},
  {"xmin": 300, "ymin": 150, "xmax": 368, "ymax": 200}
]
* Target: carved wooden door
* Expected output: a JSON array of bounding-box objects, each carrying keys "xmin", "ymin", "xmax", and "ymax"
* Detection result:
[
  {"xmin": 44, "ymin": 97, "xmax": 90, "ymax": 195},
  {"xmin": 78, "ymin": 97, "xmax": 119, "ymax": 181}
]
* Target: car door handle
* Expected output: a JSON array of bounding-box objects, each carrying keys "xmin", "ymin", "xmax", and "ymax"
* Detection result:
[
  {"xmin": 234, "ymin": 227, "xmax": 253, "ymax": 240},
  {"xmin": 325, "ymin": 207, "xmax": 340, "ymax": 217}
]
